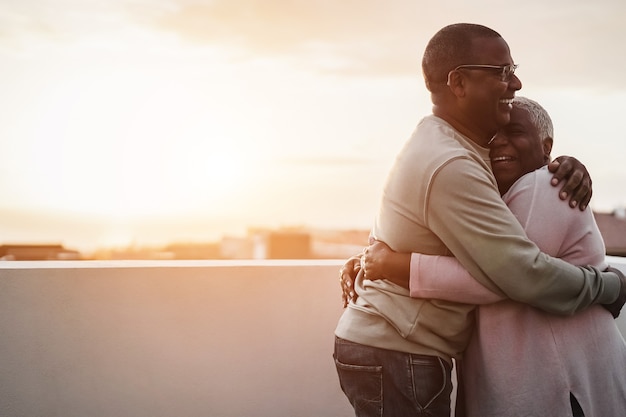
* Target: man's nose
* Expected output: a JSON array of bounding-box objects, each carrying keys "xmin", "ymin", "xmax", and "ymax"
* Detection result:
[{"xmin": 508, "ymin": 74, "xmax": 522, "ymax": 91}]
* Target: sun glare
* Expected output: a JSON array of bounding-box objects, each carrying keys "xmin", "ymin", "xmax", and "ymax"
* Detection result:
[{"xmin": 15, "ymin": 44, "xmax": 258, "ymax": 220}]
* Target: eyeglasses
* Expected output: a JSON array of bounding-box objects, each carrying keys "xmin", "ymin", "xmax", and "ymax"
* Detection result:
[{"xmin": 453, "ymin": 64, "xmax": 518, "ymax": 82}]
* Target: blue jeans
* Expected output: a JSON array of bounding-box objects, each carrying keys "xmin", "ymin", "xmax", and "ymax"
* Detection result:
[{"xmin": 334, "ymin": 337, "xmax": 452, "ymax": 417}]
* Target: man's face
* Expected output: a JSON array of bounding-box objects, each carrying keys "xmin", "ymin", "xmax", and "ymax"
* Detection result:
[
  {"xmin": 459, "ymin": 37, "xmax": 522, "ymax": 139},
  {"xmin": 489, "ymin": 105, "xmax": 549, "ymax": 195}
]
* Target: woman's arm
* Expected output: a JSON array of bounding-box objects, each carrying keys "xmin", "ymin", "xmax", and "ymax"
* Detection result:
[
  {"xmin": 410, "ymin": 253, "xmax": 505, "ymax": 303},
  {"xmin": 363, "ymin": 240, "xmax": 504, "ymax": 304}
]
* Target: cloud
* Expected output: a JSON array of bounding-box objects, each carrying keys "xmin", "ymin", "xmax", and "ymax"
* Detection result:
[
  {"xmin": 0, "ymin": 0, "xmax": 168, "ymax": 45},
  {"xmin": 279, "ymin": 156, "xmax": 374, "ymax": 167},
  {"xmin": 143, "ymin": 0, "xmax": 626, "ymax": 85},
  {"xmin": 2, "ymin": 0, "xmax": 625, "ymax": 86},
  {"xmin": 151, "ymin": 0, "xmax": 415, "ymax": 51},
  {"xmin": 0, "ymin": 3, "xmax": 58, "ymax": 41},
  {"xmin": 144, "ymin": 0, "xmax": 427, "ymax": 76},
  {"xmin": 499, "ymin": 3, "xmax": 626, "ymax": 90}
]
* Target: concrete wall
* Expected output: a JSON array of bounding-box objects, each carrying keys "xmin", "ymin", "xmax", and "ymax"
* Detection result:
[
  {"xmin": 1, "ymin": 258, "xmax": 625, "ymax": 417},
  {"xmin": 0, "ymin": 260, "xmax": 353, "ymax": 417}
]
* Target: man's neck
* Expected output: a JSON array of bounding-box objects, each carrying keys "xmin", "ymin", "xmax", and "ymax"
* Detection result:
[{"xmin": 432, "ymin": 105, "xmax": 493, "ymax": 147}]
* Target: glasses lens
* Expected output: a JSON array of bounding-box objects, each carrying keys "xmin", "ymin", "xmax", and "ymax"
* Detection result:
[{"xmin": 502, "ymin": 64, "xmax": 516, "ymax": 81}]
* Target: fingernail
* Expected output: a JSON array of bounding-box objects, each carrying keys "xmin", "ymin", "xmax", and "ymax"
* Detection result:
[
  {"xmin": 560, "ymin": 191, "xmax": 568, "ymax": 199},
  {"xmin": 570, "ymin": 200, "xmax": 577, "ymax": 208},
  {"xmin": 552, "ymin": 178, "xmax": 559, "ymax": 185}
]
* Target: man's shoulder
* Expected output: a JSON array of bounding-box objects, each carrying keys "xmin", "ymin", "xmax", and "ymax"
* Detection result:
[
  {"xmin": 407, "ymin": 116, "xmax": 481, "ymax": 162},
  {"xmin": 387, "ymin": 115, "xmax": 492, "ymax": 193}
]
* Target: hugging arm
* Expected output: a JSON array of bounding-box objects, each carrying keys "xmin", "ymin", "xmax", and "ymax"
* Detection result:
[
  {"xmin": 339, "ymin": 156, "xmax": 592, "ymax": 307},
  {"xmin": 363, "ymin": 240, "xmax": 503, "ymax": 304},
  {"xmin": 364, "ymin": 244, "xmax": 625, "ymax": 316},
  {"xmin": 364, "ymin": 168, "xmax": 625, "ymax": 316},
  {"xmin": 342, "ymin": 160, "xmax": 626, "ymax": 315},
  {"xmin": 548, "ymin": 155, "xmax": 592, "ymax": 210}
]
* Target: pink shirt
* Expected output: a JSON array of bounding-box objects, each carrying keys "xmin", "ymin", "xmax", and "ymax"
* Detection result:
[{"xmin": 410, "ymin": 166, "xmax": 626, "ymax": 416}]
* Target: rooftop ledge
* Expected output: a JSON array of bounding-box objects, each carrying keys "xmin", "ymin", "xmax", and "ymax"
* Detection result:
[
  {"xmin": 0, "ymin": 258, "xmax": 345, "ymax": 268},
  {"xmin": 1, "ymin": 257, "xmax": 624, "ymax": 417},
  {"xmin": 1, "ymin": 256, "xmax": 624, "ymax": 266}
]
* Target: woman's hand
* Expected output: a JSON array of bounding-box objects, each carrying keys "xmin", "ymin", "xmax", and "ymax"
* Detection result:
[
  {"xmin": 340, "ymin": 254, "xmax": 361, "ymax": 308},
  {"xmin": 362, "ymin": 240, "xmax": 411, "ymax": 289}
]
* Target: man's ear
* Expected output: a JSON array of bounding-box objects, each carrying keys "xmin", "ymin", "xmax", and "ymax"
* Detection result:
[
  {"xmin": 543, "ymin": 137, "xmax": 553, "ymax": 162},
  {"xmin": 446, "ymin": 70, "xmax": 466, "ymax": 97}
]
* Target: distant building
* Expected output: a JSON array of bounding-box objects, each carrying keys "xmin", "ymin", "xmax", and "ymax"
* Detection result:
[
  {"xmin": 220, "ymin": 235, "xmax": 256, "ymax": 259},
  {"xmin": 163, "ymin": 242, "xmax": 221, "ymax": 260},
  {"xmin": 266, "ymin": 230, "xmax": 311, "ymax": 259},
  {"xmin": 309, "ymin": 229, "xmax": 370, "ymax": 259},
  {"xmin": 237, "ymin": 228, "xmax": 313, "ymax": 259},
  {"xmin": 595, "ymin": 208, "xmax": 626, "ymax": 257},
  {"xmin": 0, "ymin": 244, "xmax": 81, "ymax": 261}
]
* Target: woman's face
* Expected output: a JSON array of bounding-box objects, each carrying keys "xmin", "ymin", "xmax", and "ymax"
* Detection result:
[{"xmin": 489, "ymin": 106, "xmax": 551, "ymax": 195}]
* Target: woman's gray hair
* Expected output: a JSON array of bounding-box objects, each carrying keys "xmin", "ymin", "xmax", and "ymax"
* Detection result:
[{"xmin": 512, "ymin": 96, "xmax": 554, "ymax": 141}]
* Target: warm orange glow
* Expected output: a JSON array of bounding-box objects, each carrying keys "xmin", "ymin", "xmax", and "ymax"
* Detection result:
[
  {"xmin": 14, "ymin": 44, "xmax": 266, "ymax": 220},
  {"xmin": 0, "ymin": 1, "xmax": 625, "ymax": 252}
]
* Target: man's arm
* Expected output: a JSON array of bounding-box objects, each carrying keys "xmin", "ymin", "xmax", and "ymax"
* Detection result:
[
  {"xmin": 403, "ymin": 167, "xmax": 603, "ymax": 306},
  {"xmin": 425, "ymin": 158, "xmax": 620, "ymax": 315},
  {"xmin": 360, "ymin": 166, "xmax": 624, "ymax": 315},
  {"xmin": 341, "ymin": 157, "xmax": 595, "ymax": 307}
]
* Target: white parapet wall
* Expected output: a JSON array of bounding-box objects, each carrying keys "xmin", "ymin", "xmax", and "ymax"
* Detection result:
[
  {"xmin": 0, "ymin": 260, "xmax": 353, "ymax": 417},
  {"xmin": 1, "ymin": 257, "xmax": 625, "ymax": 417}
]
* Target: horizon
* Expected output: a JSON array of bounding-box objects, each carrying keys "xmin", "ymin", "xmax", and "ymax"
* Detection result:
[{"xmin": 2, "ymin": 203, "xmax": 626, "ymax": 255}]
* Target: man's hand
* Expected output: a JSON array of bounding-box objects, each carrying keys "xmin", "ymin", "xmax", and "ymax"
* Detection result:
[
  {"xmin": 548, "ymin": 156, "xmax": 592, "ymax": 210},
  {"xmin": 602, "ymin": 267, "xmax": 626, "ymax": 319},
  {"xmin": 340, "ymin": 254, "xmax": 361, "ymax": 308}
]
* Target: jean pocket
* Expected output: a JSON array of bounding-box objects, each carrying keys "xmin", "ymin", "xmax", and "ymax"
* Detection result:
[
  {"xmin": 335, "ymin": 358, "xmax": 383, "ymax": 417},
  {"xmin": 410, "ymin": 355, "xmax": 450, "ymax": 411}
]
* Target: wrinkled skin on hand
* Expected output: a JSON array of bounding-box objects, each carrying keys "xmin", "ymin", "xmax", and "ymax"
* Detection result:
[
  {"xmin": 548, "ymin": 156, "xmax": 592, "ymax": 210},
  {"xmin": 361, "ymin": 240, "xmax": 394, "ymax": 281},
  {"xmin": 340, "ymin": 240, "xmax": 410, "ymax": 307},
  {"xmin": 340, "ymin": 254, "xmax": 361, "ymax": 308}
]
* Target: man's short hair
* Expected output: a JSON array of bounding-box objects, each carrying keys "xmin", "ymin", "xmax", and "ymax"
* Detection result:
[{"xmin": 422, "ymin": 23, "xmax": 502, "ymax": 92}]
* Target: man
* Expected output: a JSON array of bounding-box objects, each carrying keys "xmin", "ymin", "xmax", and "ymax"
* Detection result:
[
  {"xmin": 357, "ymin": 96, "xmax": 626, "ymax": 416},
  {"xmin": 333, "ymin": 23, "xmax": 625, "ymax": 417}
]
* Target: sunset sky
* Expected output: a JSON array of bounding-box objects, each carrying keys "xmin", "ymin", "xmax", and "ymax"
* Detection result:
[{"xmin": 1, "ymin": 0, "xmax": 625, "ymax": 251}]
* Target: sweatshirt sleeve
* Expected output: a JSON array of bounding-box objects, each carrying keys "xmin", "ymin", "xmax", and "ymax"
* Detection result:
[
  {"xmin": 410, "ymin": 253, "xmax": 505, "ymax": 304},
  {"xmin": 424, "ymin": 157, "xmax": 619, "ymax": 315},
  {"xmin": 409, "ymin": 167, "xmax": 609, "ymax": 305}
]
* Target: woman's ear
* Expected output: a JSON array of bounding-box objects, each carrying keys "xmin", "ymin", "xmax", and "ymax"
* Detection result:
[{"xmin": 543, "ymin": 137, "xmax": 553, "ymax": 162}]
